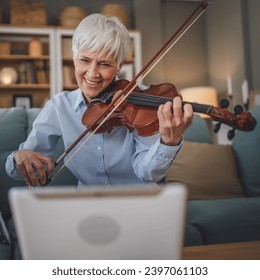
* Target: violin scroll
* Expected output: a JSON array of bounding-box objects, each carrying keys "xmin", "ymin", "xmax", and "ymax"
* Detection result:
[
  {"xmin": 235, "ymin": 111, "xmax": 257, "ymax": 131},
  {"xmin": 208, "ymin": 101, "xmax": 257, "ymax": 140}
]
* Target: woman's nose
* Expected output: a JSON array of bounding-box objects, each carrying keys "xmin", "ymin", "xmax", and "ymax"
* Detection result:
[{"xmin": 87, "ymin": 62, "xmax": 100, "ymax": 77}]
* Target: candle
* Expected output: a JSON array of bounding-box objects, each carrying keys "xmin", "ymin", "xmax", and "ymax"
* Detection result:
[
  {"xmin": 242, "ymin": 79, "xmax": 249, "ymax": 105},
  {"xmin": 227, "ymin": 76, "xmax": 233, "ymax": 98}
]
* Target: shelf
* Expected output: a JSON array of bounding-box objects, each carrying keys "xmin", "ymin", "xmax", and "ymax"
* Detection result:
[
  {"xmin": 62, "ymin": 56, "xmax": 74, "ymax": 62},
  {"xmin": 0, "ymin": 24, "xmax": 54, "ymax": 29},
  {"xmin": 63, "ymin": 85, "xmax": 78, "ymax": 91},
  {"xmin": 0, "ymin": 84, "xmax": 50, "ymax": 90},
  {"xmin": 0, "ymin": 55, "xmax": 49, "ymax": 60}
]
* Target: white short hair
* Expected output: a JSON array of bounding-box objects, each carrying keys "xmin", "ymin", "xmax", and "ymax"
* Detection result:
[{"xmin": 72, "ymin": 13, "xmax": 130, "ymax": 66}]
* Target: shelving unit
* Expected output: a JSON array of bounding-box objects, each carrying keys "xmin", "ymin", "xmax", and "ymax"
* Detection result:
[
  {"xmin": 0, "ymin": 25, "xmax": 142, "ymax": 107},
  {"xmin": 0, "ymin": 25, "xmax": 56, "ymax": 107}
]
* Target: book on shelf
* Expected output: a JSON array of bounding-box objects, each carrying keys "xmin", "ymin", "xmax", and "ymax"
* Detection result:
[
  {"xmin": 62, "ymin": 65, "xmax": 75, "ymax": 86},
  {"xmin": 18, "ymin": 60, "xmax": 49, "ymax": 84},
  {"xmin": 18, "ymin": 60, "xmax": 48, "ymax": 84},
  {"xmin": 25, "ymin": 62, "xmax": 34, "ymax": 84},
  {"xmin": 34, "ymin": 60, "xmax": 47, "ymax": 84},
  {"xmin": 62, "ymin": 38, "xmax": 72, "ymax": 58}
]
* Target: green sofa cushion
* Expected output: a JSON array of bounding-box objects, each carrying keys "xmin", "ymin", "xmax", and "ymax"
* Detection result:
[
  {"xmin": 187, "ymin": 197, "xmax": 260, "ymax": 244},
  {"xmin": 0, "ymin": 108, "xmax": 27, "ymax": 151},
  {"xmin": 233, "ymin": 106, "xmax": 260, "ymax": 196},
  {"xmin": 26, "ymin": 108, "xmax": 42, "ymax": 134},
  {"xmin": 183, "ymin": 114, "xmax": 213, "ymax": 143},
  {"xmin": 184, "ymin": 223, "xmax": 204, "ymax": 246},
  {"xmin": 0, "ymin": 108, "xmax": 27, "ymax": 217}
]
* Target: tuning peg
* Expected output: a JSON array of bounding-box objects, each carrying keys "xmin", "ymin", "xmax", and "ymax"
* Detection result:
[
  {"xmin": 214, "ymin": 121, "xmax": 222, "ymax": 133},
  {"xmin": 219, "ymin": 98, "xmax": 230, "ymax": 109},
  {"xmin": 227, "ymin": 127, "xmax": 236, "ymax": 140},
  {"xmin": 213, "ymin": 99, "xmax": 230, "ymax": 134},
  {"xmin": 234, "ymin": 104, "xmax": 243, "ymax": 115},
  {"xmin": 226, "ymin": 105, "xmax": 243, "ymax": 140}
]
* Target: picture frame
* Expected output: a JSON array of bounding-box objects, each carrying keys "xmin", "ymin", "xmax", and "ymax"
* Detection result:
[{"xmin": 13, "ymin": 95, "xmax": 32, "ymax": 109}]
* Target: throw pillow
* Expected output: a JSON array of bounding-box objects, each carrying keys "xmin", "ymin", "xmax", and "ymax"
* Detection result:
[
  {"xmin": 165, "ymin": 141, "xmax": 245, "ymax": 200},
  {"xmin": 0, "ymin": 108, "xmax": 27, "ymax": 151},
  {"xmin": 232, "ymin": 106, "xmax": 260, "ymax": 196}
]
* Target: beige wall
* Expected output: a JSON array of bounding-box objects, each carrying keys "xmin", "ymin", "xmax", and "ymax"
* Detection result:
[
  {"xmin": 248, "ymin": 0, "xmax": 260, "ymax": 90},
  {"xmin": 133, "ymin": 0, "xmax": 208, "ymax": 89},
  {"xmin": 134, "ymin": 0, "xmax": 259, "ymax": 106},
  {"xmin": 205, "ymin": 0, "xmax": 246, "ymax": 105}
]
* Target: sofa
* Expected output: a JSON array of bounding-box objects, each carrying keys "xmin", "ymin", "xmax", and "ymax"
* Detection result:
[{"xmin": 0, "ymin": 106, "xmax": 260, "ymax": 259}]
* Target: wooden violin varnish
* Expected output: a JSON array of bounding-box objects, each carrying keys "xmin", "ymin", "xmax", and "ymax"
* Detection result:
[{"xmin": 28, "ymin": 36, "xmax": 43, "ymax": 56}]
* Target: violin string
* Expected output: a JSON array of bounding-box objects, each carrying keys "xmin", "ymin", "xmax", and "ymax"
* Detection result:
[
  {"xmin": 46, "ymin": 2, "xmax": 209, "ymax": 184},
  {"xmin": 128, "ymin": 93, "xmax": 214, "ymax": 115},
  {"xmin": 129, "ymin": 92, "xmax": 172, "ymax": 104}
]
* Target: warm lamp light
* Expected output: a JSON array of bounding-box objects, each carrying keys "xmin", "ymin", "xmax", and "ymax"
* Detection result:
[
  {"xmin": 180, "ymin": 86, "xmax": 218, "ymax": 118},
  {"xmin": 0, "ymin": 67, "xmax": 18, "ymax": 85}
]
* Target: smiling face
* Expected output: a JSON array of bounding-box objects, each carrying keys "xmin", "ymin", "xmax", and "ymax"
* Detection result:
[{"xmin": 74, "ymin": 50, "xmax": 122, "ymax": 101}]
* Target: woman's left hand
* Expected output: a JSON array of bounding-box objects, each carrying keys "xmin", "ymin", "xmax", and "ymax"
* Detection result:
[{"xmin": 157, "ymin": 96, "xmax": 193, "ymax": 146}]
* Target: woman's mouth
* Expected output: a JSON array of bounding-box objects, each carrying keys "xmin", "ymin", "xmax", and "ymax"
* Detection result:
[{"xmin": 84, "ymin": 77, "xmax": 101, "ymax": 86}]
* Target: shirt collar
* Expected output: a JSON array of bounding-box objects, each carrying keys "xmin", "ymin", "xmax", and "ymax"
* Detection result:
[{"xmin": 73, "ymin": 88, "xmax": 88, "ymax": 112}]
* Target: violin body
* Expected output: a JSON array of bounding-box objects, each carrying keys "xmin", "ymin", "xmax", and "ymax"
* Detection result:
[{"xmin": 82, "ymin": 79, "xmax": 181, "ymax": 136}]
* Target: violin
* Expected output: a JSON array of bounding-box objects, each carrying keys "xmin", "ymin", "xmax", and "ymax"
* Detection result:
[{"xmin": 82, "ymin": 79, "xmax": 257, "ymax": 137}]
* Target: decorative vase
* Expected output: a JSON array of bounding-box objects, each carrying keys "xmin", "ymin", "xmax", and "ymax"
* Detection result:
[
  {"xmin": 58, "ymin": 6, "xmax": 87, "ymax": 28},
  {"xmin": 100, "ymin": 4, "xmax": 129, "ymax": 27},
  {"xmin": 28, "ymin": 36, "xmax": 43, "ymax": 56}
]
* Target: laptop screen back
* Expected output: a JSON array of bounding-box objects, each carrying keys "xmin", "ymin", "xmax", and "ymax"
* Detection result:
[{"xmin": 9, "ymin": 184, "xmax": 187, "ymax": 260}]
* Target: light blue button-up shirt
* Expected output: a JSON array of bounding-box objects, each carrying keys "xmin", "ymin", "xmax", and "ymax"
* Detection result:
[{"xmin": 6, "ymin": 88, "xmax": 182, "ymax": 187}]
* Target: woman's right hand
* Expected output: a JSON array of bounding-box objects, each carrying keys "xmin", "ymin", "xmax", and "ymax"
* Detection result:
[{"xmin": 14, "ymin": 150, "xmax": 54, "ymax": 187}]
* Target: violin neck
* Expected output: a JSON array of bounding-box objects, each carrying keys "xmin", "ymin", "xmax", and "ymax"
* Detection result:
[
  {"xmin": 183, "ymin": 101, "xmax": 214, "ymax": 115},
  {"xmin": 127, "ymin": 93, "xmax": 213, "ymax": 116}
]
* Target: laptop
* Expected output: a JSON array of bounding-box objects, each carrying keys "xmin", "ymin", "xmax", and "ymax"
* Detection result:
[{"xmin": 8, "ymin": 184, "xmax": 187, "ymax": 260}]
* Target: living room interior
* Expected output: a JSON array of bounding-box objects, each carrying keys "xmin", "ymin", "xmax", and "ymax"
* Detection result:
[{"xmin": 0, "ymin": 0, "xmax": 260, "ymax": 260}]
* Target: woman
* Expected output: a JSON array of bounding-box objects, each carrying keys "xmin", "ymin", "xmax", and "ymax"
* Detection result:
[{"xmin": 6, "ymin": 13, "xmax": 193, "ymax": 187}]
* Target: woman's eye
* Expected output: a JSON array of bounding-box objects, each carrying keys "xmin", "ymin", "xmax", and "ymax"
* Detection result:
[
  {"xmin": 78, "ymin": 58, "xmax": 114, "ymax": 68},
  {"xmin": 99, "ymin": 63, "xmax": 111, "ymax": 68},
  {"xmin": 81, "ymin": 59, "xmax": 91, "ymax": 64}
]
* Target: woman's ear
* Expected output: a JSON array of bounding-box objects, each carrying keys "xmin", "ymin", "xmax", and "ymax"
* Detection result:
[{"xmin": 116, "ymin": 63, "xmax": 124, "ymax": 75}]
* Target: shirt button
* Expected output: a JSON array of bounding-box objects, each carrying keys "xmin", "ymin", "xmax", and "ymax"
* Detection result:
[
  {"xmin": 97, "ymin": 146, "xmax": 101, "ymax": 150},
  {"xmin": 105, "ymin": 181, "xmax": 109, "ymax": 184}
]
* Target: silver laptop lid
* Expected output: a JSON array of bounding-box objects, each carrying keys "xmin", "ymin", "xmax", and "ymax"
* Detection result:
[{"xmin": 9, "ymin": 184, "xmax": 187, "ymax": 260}]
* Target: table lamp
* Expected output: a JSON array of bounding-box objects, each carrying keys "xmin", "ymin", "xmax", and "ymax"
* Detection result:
[{"xmin": 180, "ymin": 86, "xmax": 218, "ymax": 118}]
